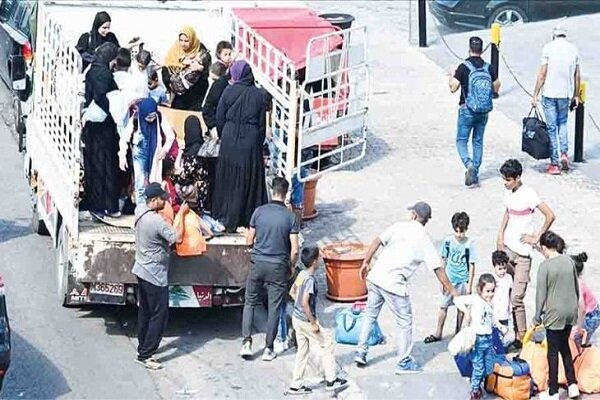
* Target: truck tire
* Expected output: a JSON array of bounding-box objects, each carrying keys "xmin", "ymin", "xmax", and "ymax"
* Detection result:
[
  {"xmin": 13, "ymin": 96, "xmax": 26, "ymax": 152},
  {"xmin": 56, "ymin": 224, "xmax": 70, "ymax": 307},
  {"xmin": 31, "ymin": 202, "xmax": 49, "ymax": 236}
]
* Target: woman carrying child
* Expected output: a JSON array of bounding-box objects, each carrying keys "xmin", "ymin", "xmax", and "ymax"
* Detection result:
[
  {"xmin": 572, "ymin": 252, "xmax": 600, "ymax": 343},
  {"xmin": 162, "ymin": 26, "xmax": 211, "ymax": 111},
  {"xmin": 533, "ymin": 231, "xmax": 579, "ymax": 400}
]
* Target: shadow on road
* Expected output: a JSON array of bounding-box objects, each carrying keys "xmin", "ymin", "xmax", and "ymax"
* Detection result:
[
  {"xmin": 0, "ymin": 332, "xmax": 70, "ymax": 399},
  {"xmin": 0, "ymin": 219, "xmax": 31, "ymax": 244}
]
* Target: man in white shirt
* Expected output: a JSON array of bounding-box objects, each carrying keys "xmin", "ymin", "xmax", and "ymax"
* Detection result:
[
  {"xmin": 354, "ymin": 201, "xmax": 457, "ymax": 374},
  {"xmin": 497, "ymin": 159, "xmax": 555, "ymax": 343},
  {"xmin": 531, "ymin": 24, "xmax": 581, "ymax": 175}
]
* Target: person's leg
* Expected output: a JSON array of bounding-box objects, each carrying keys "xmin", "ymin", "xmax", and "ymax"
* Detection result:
[
  {"xmin": 546, "ymin": 328, "xmax": 561, "ymax": 396},
  {"xmin": 558, "ymin": 325, "xmax": 577, "ymax": 386},
  {"xmin": 454, "ymin": 283, "xmax": 467, "ymax": 334},
  {"xmin": 383, "ymin": 290, "xmax": 414, "ymax": 363},
  {"xmin": 356, "ymin": 283, "xmax": 385, "ymax": 359},
  {"xmin": 556, "ymin": 98, "xmax": 570, "ymax": 158},
  {"xmin": 136, "ymin": 277, "xmax": 150, "ymax": 358},
  {"xmin": 264, "ymin": 263, "xmax": 288, "ymax": 351},
  {"xmin": 132, "ymin": 151, "xmax": 148, "ymax": 205},
  {"xmin": 434, "ymin": 308, "xmax": 448, "ymax": 340},
  {"xmin": 470, "ymin": 335, "xmax": 491, "ymax": 392},
  {"xmin": 137, "ymin": 283, "xmax": 169, "ymax": 360},
  {"xmin": 290, "ymin": 318, "xmax": 310, "ymax": 389},
  {"xmin": 542, "ymin": 97, "xmax": 560, "ymax": 167},
  {"xmin": 505, "ymin": 248, "xmax": 531, "ymax": 340},
  {"xmin": 456, "ymin": 107, "xmax": 475, "ymax": 172},
  {"xmin": 316, "ymin": 324, "xmax": 337, "ymax": 383},
  {"xmin": 241, "ymin": 261, "xmax": 264, "ymax": 342},
  {"xmin": 276, "ymin": 301, "xmax": 288, "ymax": 343},
  {"xmin": 471, "ymin": 112, "xmax": 489, "ymax": 183}
]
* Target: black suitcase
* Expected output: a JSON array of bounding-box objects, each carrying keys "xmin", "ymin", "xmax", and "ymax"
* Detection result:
[{"xmin": 522, "ymin": 106, "xmax": 551, "ymax": 160}]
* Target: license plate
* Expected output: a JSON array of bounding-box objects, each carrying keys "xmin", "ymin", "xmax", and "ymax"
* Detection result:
[
  {"xmin": 12, "ymin": 79, "xmax": 25, "ymax": 91},
  {"xmin": 90, "ymin": 282, "xmax": 125, "ymax": 296}
]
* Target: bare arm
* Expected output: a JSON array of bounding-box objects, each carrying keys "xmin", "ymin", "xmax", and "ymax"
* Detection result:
[
  {"xmin": 534, "ymin": 201, "xmax": 555, "ymax": 241},
  {"xmin": 497, "ymin": 210, "xmax": 509, "ymax": 250},
  {"xmin": 573, "ymin": 64, "xmax": 581, "ymax": 102},
  {"xmin": 245, "ymin": 227, "xmax": 256, "ymax": 246},
  {"xmin": 493, "ymin": 78, "xmax": 501, "ymax": 93},
  {"xmin": 467, "ymin": 263, "xmax": 475, "ymax": 294},
  {"xmin": 359, "ymin": 237, "xmax": 382, "ymax": 280},
  {"xmin": 532, "ymin": 64, "xmax": 548, "ymax": 104},
  {"xmin": 434, "ymin": 267, "xmax": 456, "ymax": 296},
  {"xmin": 301, "ymin": 290, "xmax": 317, "ymax": 325},
  {"xmin": 448, "ymin": 64, "xmax": 461, "ymax": 93},
  {"xmin": 289, "ymin": 233, "xmax": 299, "ymax": 274}
]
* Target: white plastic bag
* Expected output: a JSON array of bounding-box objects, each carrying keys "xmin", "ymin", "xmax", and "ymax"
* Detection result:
[
  {"xmin": 82, "ymin": 100, "xmax": 107, "ymax": 123},
  {"xmin": 448, "ymin": 326, "xmax": 476, "ymax": 356}
]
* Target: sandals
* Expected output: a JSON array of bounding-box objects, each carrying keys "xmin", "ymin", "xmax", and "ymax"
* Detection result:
[{"xmin": 424, "ymin": 334, "xmax": 441, "ymax": 344}]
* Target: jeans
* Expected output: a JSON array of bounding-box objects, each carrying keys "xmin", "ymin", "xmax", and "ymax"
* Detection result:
[
  {"xmin": 356, "ymin": 282, "xmax": 413, "ymax": 363},
  {"xmin": 470, "ymin": 334, "xmax": 495, "ymax": 391},
  {"xmin": 242, "ymin": 259, "xmax": 288, "ymax": 350},
  {"xmin": 137, "ymin": 277, "xmax": 169, "ymax": 360},
  {"xmin": 584, "ymin": 307, "xmax": 600, "ymax": 340},
  {"xmin": 132, "ymin": 147, "xmax": 149, "ymax": 205},
  {"xmin": 456, "ymin": 106, "xmax": 489, "ymax": 181},
  {"xmin": 547, "ymin": 326, "xmax": 577, "ymax": 395},
  {"xmin": 541, "ymin": 97, "xmax": 570, "ymax": 166},
  {"xmin": 276, "ymin": 301, "xmax": 288, "ymax": 342}
]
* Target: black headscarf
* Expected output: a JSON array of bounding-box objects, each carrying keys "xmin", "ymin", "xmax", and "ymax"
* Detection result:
[
  {"xmin": 184, "ymin": 116, "xmax": 204, "ymax": 157},
  {"xmin": 90, "ymin": 12, "xmax": 112, "ymax": 51}
]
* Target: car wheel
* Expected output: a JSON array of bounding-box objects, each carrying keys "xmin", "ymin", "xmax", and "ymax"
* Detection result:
[
  {"xmin": 31, "ymin": 201, "xmax": 49, "ymax": 236},
  {"xmin": 488, "ymin": 5, "xmax": 529, "ymax": 28}
]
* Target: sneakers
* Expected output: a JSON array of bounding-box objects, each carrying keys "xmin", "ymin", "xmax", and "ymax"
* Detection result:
[
  {"xmin": 273, "ymin": 339, "xmax": 289, "ymax": 354},
  {"xmin": 287, "ymin": 386, "xmax": 313, "ymax": 395},
  {"xmin": 262, "ymin": 347, "xmax": 277, "ymax": 361},
  {"xmin": 354, "ymin": 352, "xmax": 367, "ymax": 366},
  {"xmin": 560, "ymin": 153, "xmax": 570, "ymax": 171},
  {"xmin": 465, "ymin": 165, "xmax": 476, "ymax": 186},
  {"xmin": 568, "ymin": 383, "xmax": 580, "ymax": 399},
  {"xmin": 239, "ymin": 340, "xmax": 252, "ymax": 359},
  {"xmin": 394, "ymin": 357, "xmax": 423, "ymax": 375},
  {"xmin": 539, "ymin": 391, "xmax": 559, "ymax": 400},
  {"xmin": 135, "ymin": 358, "xmax": 163, "ymax": 370},
  {"xmin": 546, "ymin": 164, "xmax": 561, "ymax": 175},
  {"xmin": 470, "ymin": 389, "xmax": 482, "ymax": 400},
  {"xmin": 325, "ymin": 378, "xmax": 349, "ymax": 392}
]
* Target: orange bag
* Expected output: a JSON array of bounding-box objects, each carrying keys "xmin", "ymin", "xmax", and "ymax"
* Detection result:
[
  {"xmin": 519, "ymin": 326, "xmax": 567, "ymax": 392},
  {"xmin": 485, "ymin": 362, "xmax": 531, "ymax": 400},
  {"xmin": 174, "ymin": 209, "xmax": 206, "ymax": 256},
  {"xmin": 570, "ymin": 333, "xmax": 600, "ymax": 394}
]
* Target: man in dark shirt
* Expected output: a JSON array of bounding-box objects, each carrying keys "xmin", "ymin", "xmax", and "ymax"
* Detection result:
[
  {"xmin": 240, "ymin": 177, "xmax": 300, "ymax": 361},
  {"xmin": 449, "ymin": 36, "xmax": 501, "ymax": 188}
]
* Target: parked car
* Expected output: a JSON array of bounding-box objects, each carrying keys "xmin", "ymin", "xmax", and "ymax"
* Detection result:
[
  {"xmin": 0, "ymin": 0, "xmax": 36, "ymax": 152},
  {"xmin": 0, "ymin": 275, "xmax": 10, "ymax": 391},
  {"xmin": 430, "ymin": 0, "xmax": 600, "ymax": 29}
]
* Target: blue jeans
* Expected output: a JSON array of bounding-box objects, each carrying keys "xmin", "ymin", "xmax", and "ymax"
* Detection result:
[
  {"xmin": 584, "ymin": 307, "xmax": 600, "ymax": 341},
  {"xmin": 542, "ymin": 97, "xmax": 570, "ymax": 166},
  {"xmin": 356, "ymin": 282, "xmax": 413, "ymax": 363},
  {"xmin": 456, "ymin": 106, "xmax": 489, "ymax": 182},
  {"xmin": 132, "ymin": 146, "xmax": 149, "ymax": 205},
  {"xmin": 276, "ymin": 301, "xmax": 288, "ymax": 342},
  {"xmin": 470, "ymin": 334, "xmax": 495, "ymax": 391}
]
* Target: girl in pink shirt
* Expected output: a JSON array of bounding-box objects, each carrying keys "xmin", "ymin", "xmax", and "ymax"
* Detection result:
[{"xmin": 572, "ymin": 252, "xmax": 600, "ymax": 342}]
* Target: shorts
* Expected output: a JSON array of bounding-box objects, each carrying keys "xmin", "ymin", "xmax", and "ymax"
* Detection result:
[{"xmin": 441, "ymin": 282, "xmax": 467, "ymax": 309}]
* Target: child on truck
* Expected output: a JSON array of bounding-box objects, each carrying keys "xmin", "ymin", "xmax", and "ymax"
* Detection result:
[{"xmin": 287, "ymin": 245, "xmax": 348, "ymax": 395}]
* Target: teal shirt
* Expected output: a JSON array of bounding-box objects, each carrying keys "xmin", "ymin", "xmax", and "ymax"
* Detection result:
[{"xmin": 439, "ymin": 235, "xmax": 477, "ymax": 286}]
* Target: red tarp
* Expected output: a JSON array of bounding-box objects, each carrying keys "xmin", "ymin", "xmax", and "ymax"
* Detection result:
[{"xmin": 232, "ymin": 7, "xmax": 343, "ymax": 70}]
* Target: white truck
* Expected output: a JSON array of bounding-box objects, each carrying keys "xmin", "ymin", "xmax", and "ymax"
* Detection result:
[{"xmin": 24, "ymin": 0, "xmax": 370, "ymax": 307}]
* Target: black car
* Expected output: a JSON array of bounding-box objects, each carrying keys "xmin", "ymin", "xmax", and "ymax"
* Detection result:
[
  {"xmin": 430, "ymin": 0, "xmax": 600, "ymax": 29},
  {"xmin": 0, "ymin": 0, "xmax": 36, "ymax": 151},
  {"xmin": 0, "ymin": 276, "xmax": 10, "ymax": 391}
]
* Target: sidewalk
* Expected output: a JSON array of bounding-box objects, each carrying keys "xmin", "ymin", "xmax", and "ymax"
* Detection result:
[{"xmin": 300, "ymin": 4, "xmax": 600, "ymax": 399}]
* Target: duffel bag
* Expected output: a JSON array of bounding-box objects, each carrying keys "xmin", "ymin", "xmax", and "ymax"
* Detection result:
[
  {"xmin": 334, "ymin": 304, "xmax": 384, "ymax": 346},
  {"xmin": 522, "ymin": 106, "xmax": 550, "ymax": 160},
  {"xmin": 519, "ymin": 326, "xmax": 567, "ymax": 392},
  {"xmin": 453, "ymin": 328, "xmax": 506, "ymax": 378},
  {"xmin": 571, "ymin": 340, "xmax": 600, "ymax": 393},
  {"xmin": 485, "ymin": 357, "xmax": 534, "ymax": 400}
]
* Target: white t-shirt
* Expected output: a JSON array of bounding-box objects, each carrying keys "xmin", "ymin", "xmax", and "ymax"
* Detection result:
[
  {"xmin": 455, "ymin": 294, "xmax": 494, "ymax": 335},
  {"xmin": 541, "ymin": 38, "xmax": 579, "ymax": 99},
  {"xmin": 367, "ymin": 220, "xmax": 440, "ymax": 296},
  {"xmin": 492, "ymin": 273, "xmax": 513, "ymax": 322},
  {"xmin": 503, "ymin": 184, "xmax": 541, "ymax": 257}
]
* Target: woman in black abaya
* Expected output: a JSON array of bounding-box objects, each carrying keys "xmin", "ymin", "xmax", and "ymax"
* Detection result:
[
  {"xmin": 82, "ymin": 42, "xmax": 121, "ymax": 217},
  {"xmin": 212, "ymin": 60, "xmax": 267, "ymax": 232},
  {"xmin": 76, "ymin": 11, "xmax": 120, "ymax": 72}
]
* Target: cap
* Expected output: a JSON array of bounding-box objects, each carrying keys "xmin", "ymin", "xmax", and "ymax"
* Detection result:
[
  {"xmin": 469, "ymin": 36, "xmax": 483, "ymax": 53},
  {"xmin": 408, "ymin": 201, "xmax": 432, "ymax": 221},
  {"xmin": 553, "ymin": 24, "xmax": 567, "ymax": 37},
  {"xmin": 144, "ymin": 182, "xmax": 169, "ymax": 200}
]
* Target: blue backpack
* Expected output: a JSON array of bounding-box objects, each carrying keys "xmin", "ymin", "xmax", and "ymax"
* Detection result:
[{"xmin": 464, "ymin": 60, "xmax": 493, "ymax": 113}]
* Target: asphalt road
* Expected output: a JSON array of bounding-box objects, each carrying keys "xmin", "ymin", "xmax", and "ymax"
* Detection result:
[{"xmin": 0, "ymin": 85, "xmax": 161, "ymax": 398}]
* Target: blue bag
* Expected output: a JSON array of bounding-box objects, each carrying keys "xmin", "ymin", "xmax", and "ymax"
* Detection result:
[
  {"xmin": 464, "ymin": 60, "xmax": 493, "ymax": 113},
  {"xmin": 454, "ymin": 327, "xmax": 506, "ymax": 377},
  {"xmin": 334, "ymin": 306, "xmax": 384, "ymax": 346}
]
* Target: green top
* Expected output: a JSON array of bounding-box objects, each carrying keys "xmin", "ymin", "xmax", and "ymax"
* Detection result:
[{"xmin": 534, "ymin": 254, "xmax": 579, "ymax": 330}]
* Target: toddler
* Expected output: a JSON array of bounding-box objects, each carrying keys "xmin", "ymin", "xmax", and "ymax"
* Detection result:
[
  {"xmin": 491, "ymin": 250, "xmax": 513, "ymax": 347},
  {"xmin": 215, "ymin": 40, "xmax": 233, "ymax": 68}
]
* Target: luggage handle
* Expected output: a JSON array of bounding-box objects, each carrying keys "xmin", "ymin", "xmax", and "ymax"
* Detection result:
[
  {"xmin": 527, "ymin": 105, "xmax": 545, "ymax": 122},
  {"xmin": 342, "ymin": 313, "xmax": 359, "ymax": 332}
]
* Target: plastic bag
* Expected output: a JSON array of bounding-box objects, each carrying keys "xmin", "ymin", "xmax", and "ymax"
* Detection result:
[
  {"xmin": 448, "ymin": 326, "xmax": 476, "ymax": 356},
  {"xmin": 334, "ymin": 305, "xmax": 385, "ymax": 346},
  {"xmin": 82, "ymin": 100, "xmax": 107, "ymax": 123},
  {"xmin": 174, "ymin": 209, "xmax": 206, "ymax": 256}
]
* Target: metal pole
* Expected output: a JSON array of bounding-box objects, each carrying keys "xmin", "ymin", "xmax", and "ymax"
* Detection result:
[
  {"xmin": 490, "ymin": 23, "xmax": 500, "ymax": 98},
  {"xmin": 574, "ymin": 81, "xmax": 587, "ymax": 163},
  {"xmin": 418, "ymin": 0, "xmax": 427, "ymax": 48}
]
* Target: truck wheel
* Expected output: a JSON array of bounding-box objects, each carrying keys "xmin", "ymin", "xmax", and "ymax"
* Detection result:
[
  {"xmin": 31, "ymin": 202, "xmax": 49, "ymax": 236},
  {"xmin": 56, "ymin": 224, "xmax": 70, "ymax": 307},
  {"xmin": 13, "ymin": 96, "xmax": 26, "ymax": 152}
]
